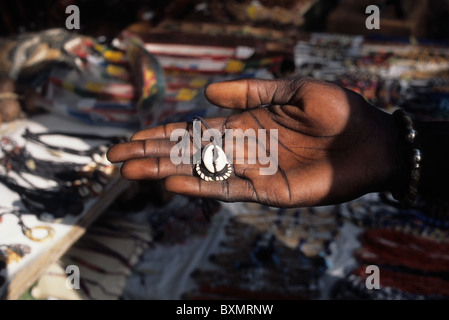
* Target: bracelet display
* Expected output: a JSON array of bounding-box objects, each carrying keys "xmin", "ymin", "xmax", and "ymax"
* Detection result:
[{"xmin": 391, "ymin": 108, "xmax": 422, "ymax": 208}]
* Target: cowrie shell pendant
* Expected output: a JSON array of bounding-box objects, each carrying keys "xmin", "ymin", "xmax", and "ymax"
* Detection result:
[{"xmin": 195, "ymin": 144, "xmax": 232, "ymax": 181}]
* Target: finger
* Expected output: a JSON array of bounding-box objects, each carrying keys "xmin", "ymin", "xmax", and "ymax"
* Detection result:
[
  {"xmin": 120, "ymin": 158, "xmax": 193, "ymax": 180},
  {"xmin": 164, "ymin": 175, "xmax": 256, "ymax": 202},
  {"xmin": 107, "ymin": 139, "xmax": 186, "ymax": 163},
  {"xmin": 130, "ymin": 117, "xmax": 228, "ymax": 141},
  {"xmin": 204, "ymin": 77, "xmax": 317, "ymax": 110},
  {"xmin": 131, "ymin": 121, "xmax": 190, "ymax": 140},
  {"xmin": 107, "ymin": 115, "xmax": 239, "ymax": 164}
]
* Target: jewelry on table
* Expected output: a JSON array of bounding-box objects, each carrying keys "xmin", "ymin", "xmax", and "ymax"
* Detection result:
[
  {"xmin": 22, "ymin": 128, "xmax": 127, "ymax": 158},
  {"xmin": 0, "ymin": 244, "xmax": 31, "ymax": 264},
  {"xmin": 0, "ymin": 207, "xmax": 55, "ymax": 242},
  {"xmin": 0, "ymin": 129, "xmax": 126, "ymax": 218}
]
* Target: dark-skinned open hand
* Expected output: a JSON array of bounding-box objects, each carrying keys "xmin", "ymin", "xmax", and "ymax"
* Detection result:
[{"xmin": 107, "ymin": 76, "xmax": 399, "ymax": 208}]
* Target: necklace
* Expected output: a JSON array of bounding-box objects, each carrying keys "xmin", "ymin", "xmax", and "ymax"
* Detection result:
[
  {"xmin": 192, "ymin": 116, "xmax": 232, "ymax": 182},
  {"xmin": 0, "ymin": 129, "xmax": 125, "ymax": 218},
  {"xmin": 0, "ymin": 173, "xmax": 84, "ymax": 218},
  {"xmin": 22, "ymin": 128, "xmax": 127, "ymax": 158},
  {"xmin": 0, "ymin": 207, "xmax": 54, "ymax": 242}
]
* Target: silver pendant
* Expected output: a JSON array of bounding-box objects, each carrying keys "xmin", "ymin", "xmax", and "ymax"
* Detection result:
[{"xmin": 195, "ymin": 144, "xmax": 232, "ymax": 181}]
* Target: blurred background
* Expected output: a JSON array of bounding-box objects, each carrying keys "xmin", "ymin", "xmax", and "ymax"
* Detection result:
[
  {"xmin": 1, "ymin": 0, "xmax": 449, "ymax": 41},
  {"xmin": 1, "ymin": 0, "xmax": 449, "ymax": 301}
]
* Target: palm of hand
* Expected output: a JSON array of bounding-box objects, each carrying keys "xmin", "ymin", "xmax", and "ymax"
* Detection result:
[{"xmin": 107, "ymin": 77, "xmax": 396, "ymax": 207}]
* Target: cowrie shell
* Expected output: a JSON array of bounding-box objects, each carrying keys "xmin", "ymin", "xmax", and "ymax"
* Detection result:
[
  {"xmin": 194, "ymin": 144, "xmax": 232, "ymax": 181},
  {"xmin": 202, "ymin": 144, "xmax": 228, "ymax": 173}
]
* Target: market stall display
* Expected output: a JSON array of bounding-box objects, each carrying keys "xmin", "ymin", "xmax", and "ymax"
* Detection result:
[{"xmin": 1, "ymin": 0, "xmax": 449, "ymax": 300}]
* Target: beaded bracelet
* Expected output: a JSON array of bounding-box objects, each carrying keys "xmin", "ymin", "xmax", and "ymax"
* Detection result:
[{"xmin": 391, "ymin": 108, "xmax": 422, "ymax": 208}]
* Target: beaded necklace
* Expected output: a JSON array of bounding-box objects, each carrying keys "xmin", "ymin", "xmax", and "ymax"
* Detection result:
[
  {"xmin": 355, "ymin": 228, "xmax": 449, "ymax": 273},
  {"xmin": 339, "ymin": 264, "xmax": 449, "ymax": 299},
  {"xmin": 22, "ymin": 128, "xmax": 127, "ymax": 158},
  {"xmin": 340, "ymin": 193, "xmax": 449, "ymax": 241}
]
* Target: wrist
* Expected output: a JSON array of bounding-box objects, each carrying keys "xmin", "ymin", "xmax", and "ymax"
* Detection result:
[
  {"xmin": 360, "ymin": 108, "xmax": 403, "ymax": 198},
  {"xmin": 381, "ymin": 112, "xmax": 406, "ymax": 196}
]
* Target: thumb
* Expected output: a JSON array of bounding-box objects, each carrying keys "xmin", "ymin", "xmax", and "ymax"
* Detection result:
[{"xmin": 204, "ymin": 76, "xmax": 315, "ymax": 110}]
